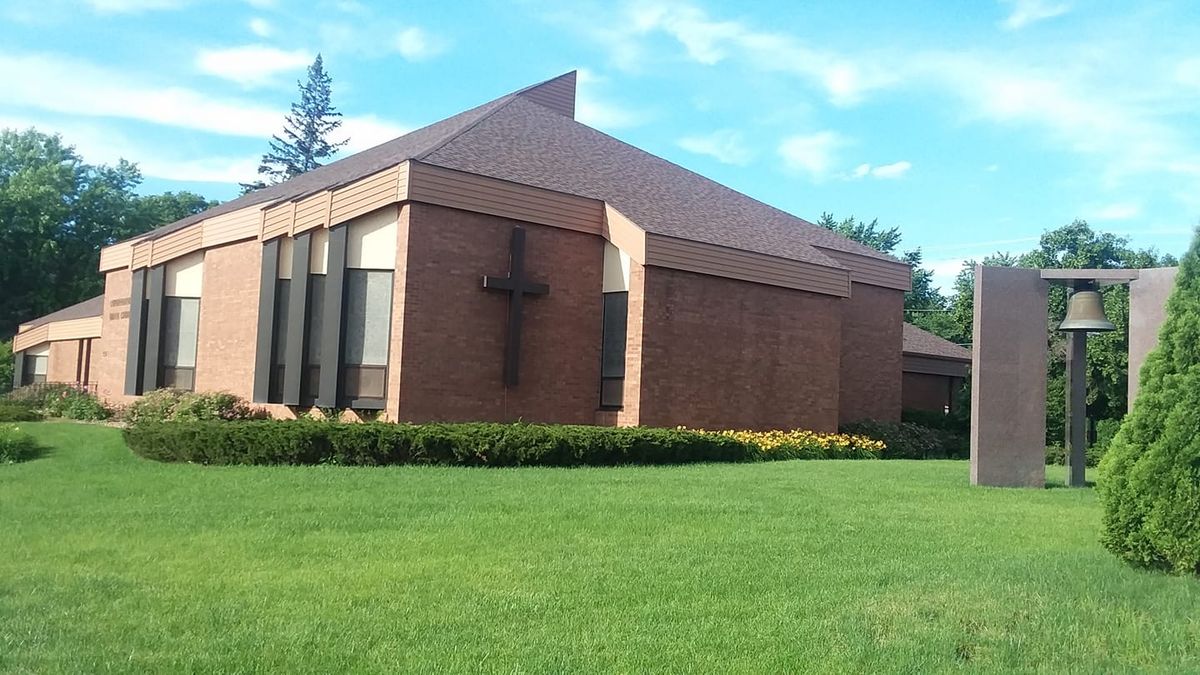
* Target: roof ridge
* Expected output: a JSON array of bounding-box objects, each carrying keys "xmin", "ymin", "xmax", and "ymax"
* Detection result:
[{"xmin": 415, "ymin": 95, "xmax": 520, "ymax": 162}]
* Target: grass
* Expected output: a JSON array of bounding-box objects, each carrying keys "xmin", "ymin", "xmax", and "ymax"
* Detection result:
[{"xmin": 1, "ymin": 423, "xmax": 1197, "ymax": 673}]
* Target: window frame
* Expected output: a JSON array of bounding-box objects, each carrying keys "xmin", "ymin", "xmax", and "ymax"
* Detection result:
[
  {"xmin": 159, "ymin": 295, "xmax": 200, "ymax": 392},
  {"xmin": 598, "ymin": 291, "xmax": 629, "ymax": 410},
  {"xmin": 340, "ymin": 267, "xmax": 394, "ymax": 409}
]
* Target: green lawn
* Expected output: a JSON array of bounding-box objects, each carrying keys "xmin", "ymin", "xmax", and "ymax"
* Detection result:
[{"xmin": 2, "ymin": 424, "xmax": 1197, "ymax": 673}]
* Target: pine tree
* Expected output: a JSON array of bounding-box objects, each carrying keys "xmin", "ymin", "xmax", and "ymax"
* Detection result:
[
  {"xmin": 1099, "ymin": 229, "xmax": 1200, "ymax": 575},
  {"xmin": 243, "ymin": 54, "xmax": 347, "ymax": 193}
]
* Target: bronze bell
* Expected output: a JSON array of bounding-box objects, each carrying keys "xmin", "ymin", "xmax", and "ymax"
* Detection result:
[{"xmin": 1059, "ymin": 284, "xmax": 1116, "ymax": 332}]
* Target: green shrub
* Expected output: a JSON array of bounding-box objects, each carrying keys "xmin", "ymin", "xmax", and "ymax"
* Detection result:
[
  {"xmin": 0, "ymin": 424, "xmax": 40, "ymax": 463},
  {"xmin": 123, "ymin": 389, "xmax": 260, "ymax": 425},
  {"xmin": 841, "ymin": 420, "xmax": 967, "ymax": 459},
  {"xmin": 5, "ymin": 383, "xmax": 76, "ymax": 406},
  {"xmin": 1100, "ymin": 234, "xmax": 1200, "ymax": 576},
  {"xmin": 123, "ymin": 420, "xmax": 766, "ymax": 467},
  {"xmin": 0, "ymin": 399, "xmax": 42, "ymax": 422},
  {"xmin": 42, "ymin": 388, "xmax": 110, "ymax": 421}
]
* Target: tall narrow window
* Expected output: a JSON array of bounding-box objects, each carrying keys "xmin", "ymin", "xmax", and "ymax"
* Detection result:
[
  {"xmin": 342, "ymin": 269, "xmax": 393, "ymax": 404},
  {"xmin": 302, "ymin": 274, "xmax": 325, "ymax": 404},
  {"xmin": 268, "ymin": 279, "xmax": 291, "ymax": 403},
  {"xmin": 161, "ymin": 296, "xmax": 200, "ymax": 390},
  {"xmin": 22, "ymin": 348, "xmax": 48, "ymax": 386},
  {"xmin": 599, "ymin": 291, "xmax": 628, "ymax": 408}
]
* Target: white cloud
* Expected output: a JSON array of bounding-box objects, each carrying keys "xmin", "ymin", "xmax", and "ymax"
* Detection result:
[
  {"xmin": 85, "ymin": 0, "xmax": 186, "ymax": 12},
  {"xmin": 394, "ymin": 26, "xmax": 447, "ymax": 62},
  {"xmin": 196, "ymin": 45, "xmax": 311, "ymax": 87},
  {"xmin": 621, "ymin": 2, "xmax": 894, "ymax": 106},
  {"xmin": 336, "ymin": 115, "xmax": 410, "ymax": 153},
  {"xmin": 1000, "ymin": 0, "xmax": 1071, "ymax": 30},
  {"xmin": 1093, "ymin": 202, "xmax": 1142, "ymax": 220},
  {"xmin": 248, "ymin": 18, "xmax": 273, "ymax": 38},
  {"xmin": 925, "ymin": 257, "xmax": 972, "ymax": 293},
  {"xmin": 574, "ymin": 69, "xmax": 646, "ymax": 129},
  {"xmin": 0, "ymin": 51, "xmax": 404, "ymax": 146},
  {"xmin": 849, "ymin": 160, "xmax": 912, "ymax": 179},
  {"xmin": 677, "ymin": 129, "xmax": 752, "ymax": 165},
  {"xmin": 778, "ymin": 131, "xmax": 844, "ymax": 180},
  {"xmin": 0, "ymin": 113, "xmax": 258, "ymax": 184},
  {"xmin": 985, "ymin": 163, "xmax": 1000, "ymax": 172},
  {"xmin": 871, "ymin": 160, "xmax": 912, "ymax": 179}
]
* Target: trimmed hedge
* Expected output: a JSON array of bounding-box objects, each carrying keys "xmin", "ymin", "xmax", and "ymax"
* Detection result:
[{"xmin": 124, "ymin": 420, "xmax": 763, "ymax": 467}]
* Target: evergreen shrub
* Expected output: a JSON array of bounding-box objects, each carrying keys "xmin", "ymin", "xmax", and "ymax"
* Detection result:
[{"xmin": 1100, "ymin": 233, "xmax": 1200, "ymax": 575}]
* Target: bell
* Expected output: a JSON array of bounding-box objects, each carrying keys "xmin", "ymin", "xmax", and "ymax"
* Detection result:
[{"xmin": 1059, "ymin": 286, "xmax": 1116, "ymax": 332}]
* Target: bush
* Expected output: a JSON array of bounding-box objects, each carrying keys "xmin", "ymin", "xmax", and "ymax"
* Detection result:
[
  {"xmin": 42, "ymin": 388, "xmax": 110, "ymax": 421},
  {"xmin": 6, "ymin": 383, "xmax": 77, "ymax": 406},
  {"xmin": 0, "ymin": 424, "xmax": 40, "ymax": 463},
  {"xmin": 123, "ymin": 420, "xmax": 781, "ymax": 467},
  {"xmin": 0, "ymin": 399, "xmax": 42, "ymax": 422},
  {"xmin": 901, "ymin": 408, "xmax": 969, "ymax": 435},
  {"xmin": 123, "ymin": 389, "xmax": 260, "ymax": 425},
  {"xmin": 1099, "ymin": 233, "xmax": 1200, "ymax": 575},
  {"xmin": 841, "ymin": 420, "xmax": 968, "ymax": 459}
]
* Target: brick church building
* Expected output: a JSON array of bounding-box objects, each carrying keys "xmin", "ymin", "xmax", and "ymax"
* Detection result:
[{"xmin": 12, "ymin": 72, "xmax": 918, "ymax": 432}]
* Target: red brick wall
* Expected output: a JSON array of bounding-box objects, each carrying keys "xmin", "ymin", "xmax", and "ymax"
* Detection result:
[
  {"xmin": 634, "ymin": 266, "xmax": 843, "ymax": 432},
  {"xmin": 902, "ymin": 372, "xmax": 963, "ymax": 413},
  {"xmin": 394, "ymin": 202, "xmax": 604, "ymax": 423},
  {"xmin": 94, "ymin": 269, "xmax": 133, "ymax": 404},
  {"xmin": 838, "ymin": 283, "xmax": 903, "ymax": 424},
  {"xmin": 194, "ymin": 241, "xmax": 261, "ymax": 397}
]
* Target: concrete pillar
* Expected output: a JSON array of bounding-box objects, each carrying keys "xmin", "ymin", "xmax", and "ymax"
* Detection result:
[
  {"xmin": 971, "ymin": 266, "xmax": 1048, "ymax": 488},
  {"xmin": 1128, "ymin": 267, "xmax": 1178, "ymax": 409},
  {"xmin": 252, "ymin": 238, "xmax": 280, "ymax": 404},
  {"xmin": 1064, "ymin": 330, "xmax": 1087, "ymax": 487}
]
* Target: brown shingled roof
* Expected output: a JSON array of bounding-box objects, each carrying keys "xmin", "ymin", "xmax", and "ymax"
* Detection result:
[
  {"xmin": 903, "ymin": 323, "xmax": 971, "ymax": 362},
  {"xmin": 423, "ymin": 97, "xmax": 868, "ymax": 267},
  {"xmin": 127, "ymin": 71, "xmax": 901, "ymax": 270},
  {"xmin": 20, "ymin": 295, "xmax": 103, "ymax": 329}
]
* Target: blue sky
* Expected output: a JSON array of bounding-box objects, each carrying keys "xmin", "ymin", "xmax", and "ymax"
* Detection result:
[{"xmin": 2, "ymin": 0, "xmax": 1198, "ymax": 291}]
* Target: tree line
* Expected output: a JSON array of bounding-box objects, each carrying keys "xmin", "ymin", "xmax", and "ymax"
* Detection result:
[
  {"xmin": 0, "ymin": 55, "xmax": 347, "ymax": 389},
  {"xmin": 818, "ymin": 214, "xmax": 1178, "ymax": 443}
]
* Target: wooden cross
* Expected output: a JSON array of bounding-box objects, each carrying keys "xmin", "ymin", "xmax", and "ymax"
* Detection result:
[{"xmin": 483, "ymin": 226, "xmax": 549, "ymax": 386}]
